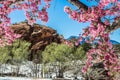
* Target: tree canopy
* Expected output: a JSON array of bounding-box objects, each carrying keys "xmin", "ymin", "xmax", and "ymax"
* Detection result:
[
  {"xmin": 42, "ymin": 42, "xmax": 86, "ymax": 63},
  {"xmin": 42, "ymin": 43, "xmax": 73, "ymax": 63},
  {"xmin": 0, "ymin": 39, "xmax": 31, "ymax": 64}
]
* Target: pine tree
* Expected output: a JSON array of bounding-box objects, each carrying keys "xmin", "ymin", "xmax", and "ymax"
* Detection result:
[{"xmin": 0, "ymin": 39, "xmax": 31, "ymax": 76}]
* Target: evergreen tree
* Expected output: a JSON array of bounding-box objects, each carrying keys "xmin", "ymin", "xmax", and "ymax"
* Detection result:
[
  {"xmin": 0, "ymin": 39, "xmax": 31, "ymax": 76},
  {"xmin": 73, "ymin": 46, "xmax": 86, "ymax": 60},
  {"xmin": 42, "ymin": 42, "xmax": 86, "ymax": 78},
  {"xmin": 11, "ymin": 39, "xmax": 31, "ymax": 64},
  {"xmin": 42, "ymin": 43, "xmax": 73, "ymax": 78},
  {"xmin": 0, "ymin": 46, "xmax": 11, "ymax": 64}
]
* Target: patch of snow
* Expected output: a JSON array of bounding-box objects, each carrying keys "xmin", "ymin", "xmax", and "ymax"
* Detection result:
[{"xmin": 0, "ymin": 77, "xmax": 52, "ymax": 80}]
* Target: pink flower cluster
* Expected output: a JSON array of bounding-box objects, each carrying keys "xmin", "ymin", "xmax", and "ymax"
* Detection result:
[
  {"xmin": 82, "ymin": 33, "xmax": 120, "ymax": 76},
  {"xmin": 0, "ymin": 0, "xmax": 51, "ymax": 46},
  {"xmin": 64, "ymin": 0, "xmax": 120, "ymax": 78},
  {"xmin": 38, "ymin": 8, "xmax": 48, "ymax": 23},
  {"xmin": 0, "ymin": 26, "xmax": 21, "ymax": 46}
]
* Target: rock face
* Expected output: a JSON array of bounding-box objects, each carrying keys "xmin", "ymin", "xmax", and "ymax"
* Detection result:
[{"xmin": 11, "ymin": 22, "xmax": 64, "ymax": 61}]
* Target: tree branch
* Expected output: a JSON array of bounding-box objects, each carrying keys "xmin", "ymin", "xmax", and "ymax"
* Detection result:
[
  {"xmin": 67, "ymin": 0, "xmax": 120, "ymax": 32},
  {"xmin": 67, "ymin": 0, "xmax": 88, "ymax": 10},
  {"xmin": 107, "ymin": 18, "xmax": 120, "ymax": 32}
]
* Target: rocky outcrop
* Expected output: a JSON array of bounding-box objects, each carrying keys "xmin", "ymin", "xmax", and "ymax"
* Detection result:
[{"xmin": 11, "ymin": 22, "xmax": 64, "ymax": 61}]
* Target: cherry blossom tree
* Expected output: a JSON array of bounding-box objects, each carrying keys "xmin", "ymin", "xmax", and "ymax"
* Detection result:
[{"xmin": 65, "ymin": 0, "xmax": 120, "ymax": 79}]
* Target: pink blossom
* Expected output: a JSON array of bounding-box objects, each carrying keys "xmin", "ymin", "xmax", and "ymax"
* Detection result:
[
  {"xmin": 108, "ymin": 42, "xmax": 113, "ymax": 49},
  {"xmin": 82, "ymin": 66, "xmax": 87, "ymax": 73},
  {"xmin": 104, "ymin": 20, "xmax": 110, "ymax": 25},
  {"xmin": 45, "ymin": 4, "xmax": 50, "ymax": 8},
  {"xmin": 78, "ymin": 37, "xmax": 83, "ymax": 42},
  {"xmin": 64, "ymin": 6, "xmax": 71, "ymax": 14},
  {"xmin": 104, "ymin": 55, "xmax": 110, "ymax": 60},
  {"xmin": 69, "ymin": 11, "xmax": 78, "ymax": 20},
  {"xmin": 44, "ymin": 0, "xmax": 51, "ymax": 3}
]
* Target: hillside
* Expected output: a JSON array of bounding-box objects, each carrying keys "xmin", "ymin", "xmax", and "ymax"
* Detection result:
[{"xmin": 67, "ymin": 36, "xmax": 120, "ymax": 45}]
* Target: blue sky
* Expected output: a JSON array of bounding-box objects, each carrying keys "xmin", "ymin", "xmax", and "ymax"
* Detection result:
[{"xmin": 9, "ymin": 0, "xmax": 120, "ymax": 43}]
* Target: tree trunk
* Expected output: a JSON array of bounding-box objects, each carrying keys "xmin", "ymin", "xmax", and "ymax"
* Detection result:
[
  {"xmin": 57, "ymin": 69, "xmax": 63, "ymax": 78},
  {"xmin": 42, "ymin": 64, "xmax": 45, "ymax": 78},
  {"xmin": 57, "ymin": 63, "xmax": 64, "ymax": 78},
  {"xmin": 16, "ymin": 65, "xmax": 20, "ymax": 77},
  {"xmin": 35, "ymin": 63, "xmax": 37, "ymax": 78}
]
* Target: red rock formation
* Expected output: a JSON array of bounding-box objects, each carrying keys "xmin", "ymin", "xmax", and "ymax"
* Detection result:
[{"xmin": 11, "ymin": 22, "xmax": 64, "ymax": 62}]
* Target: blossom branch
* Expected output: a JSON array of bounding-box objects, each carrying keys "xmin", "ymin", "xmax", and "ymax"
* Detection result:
[
  {"xmin": 67, "ymin": 0, "xmax": 120, "ymax": 32},
  {"xmin": 107, "ymin": 18, "xmax": 120, "ymax": 32}
]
